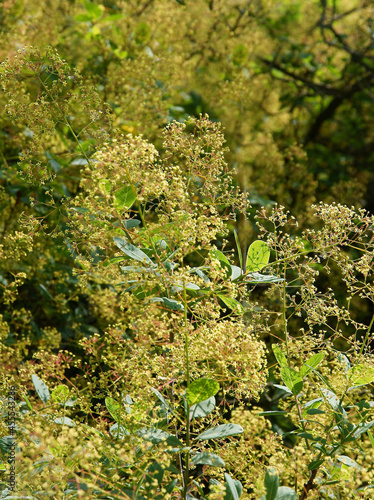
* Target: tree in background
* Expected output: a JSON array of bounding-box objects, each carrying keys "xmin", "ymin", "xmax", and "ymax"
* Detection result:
[{"xmin": 0, "ymin": 1, "xmax": 374, "ymax": 498}]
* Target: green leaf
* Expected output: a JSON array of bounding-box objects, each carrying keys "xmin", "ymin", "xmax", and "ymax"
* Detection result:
[
  {"xmin": 246, "ymin": 272, "xmax": 284, "ymax": 283},
  {"xmin": 109, "ymin": 423, "xmax": 129, "ymax": 440},
  {"xmin": 273, "ymin": 487, "xmax": 297, "ymax": 499},
  {"xmin": 300, "ymin": 352, "xmax": 325, "ymax": 378},
  {"xmin": 308, "ymin": 459, "xmax": 324, "ymax": 470},
  {"xmin": 190, "ymin": 452, "xmax": 225, "ymax": 467},
  {"xmin": 352, "ymin": 421, "xmax": 374, "ymax": 439},
  {"xmin": 303, "ymin": 397, "xmax": 323, "ymax": 409},
  {"xmin": 280, "ymin": 367, "xmax": 303, "ymax": 396},
  {"xmin": 273, "ymin": 384, "xmax": 293, "ymax": 395},
  {"xmin": 190, "ymin": 396, "xmax": 216, "ymax": 419},
  {"xmin": 233, "ymin": 230, "xmax": 243, "ymax": 270},
  {"xmin": 264, "ymin": 467, "xmax": 279, "ymax": 500},
  {"xmin": 114, "ymin": 185, "xmax": 137, "ymax": 210},
  {"xmin": 122, "ymin": 219, "xmax": 141, "ymax": 229},
  {"xmin": 113, "ymin": 237, "xmax": 154, "ymax": 266},
  {"xmin": 150, "ymin": 297, "xmax": 184, "ymax": 311},
  {"xmin": 321, "ymin": 388, "xmax": 346, "ymax": 416},
  {"xmin": 137, "ymin": 428, "xmax": 184, "ymax": 449},
  {"xmin": 32, "ymin": 374, "xmax": 50, "ymax": 403},
  {"xmin": 186, "ymin": 378, "xmax": 220, "ymax": 406},
  {"xmin": 23, "ymin": 393, "xmax": 33, "ymax": 411},
  {"xmin": 105, "ymin": 397, "xmax": 123, "ymax": 423},
  {"xmin": 246, "ymin": 240, "xmax": 270, "ymax": 272},
  {"xmin": 337, "ymin": 353, "xmax": 351, "ymax": 373},
  {"xmin": 53, "ymin": 417, "xmax": 76, "ymax": 427},
  {"xmin": 224, "ymin": 473, "xmax": 242, "ymax": 500},
  {"xmin": 216, "ymin": 294, "xmax": 244, "ymax": 314},
  {"xmin": 272, "ymin": 344, "xmax": 288, "ymax": 369},
  {"xmin": 305, "ymin": 408, "xmax": 325, "ymax": 415},
  {"xmin": 348, "ymin": 364, "xmax": 374, "ymax": 387},
  {"xmin": 74, "ymin": 13, "xmax": 93, "ymax": 22},
  {"xmin": 336, "ymin": 455, "xmax": 362, "ymax": 469},
  {"xmin": 195, "ymin": 423, "xmax": 243, "ymax": 441},
  {"xmin": 104, "ymin": 256, "xmax": 126, "ymax": 267},
  {"xmin": 150, "ymin": 388, "xmax": 173, "ymax": 415},
  {"xmin": 210, "ymin": 248, "xmax": 231, "ymax": 278},
  {"xmin": 84, "ymin": 0, "xmax": 102, "ymax": 20},
  {"xmin": 51, "ymin": 385, "xmax": 69, "ymax": 404},
  {"xmin": 230, "ymin": 265, "xmax": 242, "ymax": 281},
  {"xmin": 0, "ymin": 436, "xmax": 14, "ymax": 456}
]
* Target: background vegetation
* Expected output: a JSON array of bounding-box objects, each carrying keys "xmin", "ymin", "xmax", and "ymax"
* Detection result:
[{"xmin": 0, "ymin": 1, "xmax": 373, "ymax": 499}]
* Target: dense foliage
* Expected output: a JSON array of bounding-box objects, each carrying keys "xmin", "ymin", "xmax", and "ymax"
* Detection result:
[{"xmin": 0, "ymin": 1, "xmax": 374, "ymax": 499}]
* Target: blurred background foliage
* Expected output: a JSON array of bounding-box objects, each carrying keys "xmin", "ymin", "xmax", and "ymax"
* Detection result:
[{"xmin": 0, "ymin": 0, "xmax": 373, "ymax": 368}]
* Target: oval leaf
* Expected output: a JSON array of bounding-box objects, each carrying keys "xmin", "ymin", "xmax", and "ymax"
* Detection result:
[
  {"xmin": 105, "ymin": 397, "xmax": 123, "ymax": 423},
  {"xmin": 246, "ymin": 272, "xmax": 284, "ymax": 283},
  {"xmin": 195, "ymin": 423, "xmax": 243, "ymax": 441},
  {"xmin": 224, "ymin": 473, "xmax": 241, "ymax": 500},
  {"xmin": 230, "ymin": 265, "xmax": 242, "ymax": 281},
  {"xmin": 299, "ymin": 352, "xmax": 325, "ymax": 378},
  {"xmin": 246, "ymin": 240, "xmax": 270, "ymax": 272},
  {"xmin": 187, "ymin": 378, "xmax": 220, "ymax": 407},
  {"xmin": 109, "ymin": 423, "xmax": 130, "ymax": 440},
  {"xmin": 280, "ymin": 367, "xmax": 303, "ymax": 396},
  {"xmin": 336, "ymin": 455, "xmax": 362, "ymax": 469},
  {"xmin": 150, "ymin": 297, "xmax": 184, "ymax": 311},
  {"xmin": 190, "ymin": 396, "xmax": 216, "ymax": 419},
  {"xmin": 51, "ymin": 385, "xmax": 69, "ymax": 404},
  {"xmin": 264, "ymin": 467, "xmax": 279, "ymax": 500},
  {"xmin": 113, "ymin": 237, "xmax": 154, "ymax": 265},
  {"xmin": 191, "ymin": 452, "xmax": 225, "ymax": 467},
  {"xmin": 32, "ymin": 374, "xmax": 50, "ymax": 403},
  {"xmin": 114, "ymin": 185, "xmax": 137, "ymax": 210},
  {"xmin": 216, "ymin": 294, "xmax": 244, "ymax": 314},
  {"xmin": 53, "ymin": 417, "xmax": 76, "ymax": 427},
  {"xmin": 273, "ymin": 486, "xmax": 297, "ymax": 499},
  {"xmin": 272, "ymin": 344, "xmax": 288, "ymax": 369}
]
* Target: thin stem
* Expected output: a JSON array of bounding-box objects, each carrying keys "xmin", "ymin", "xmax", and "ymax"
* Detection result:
[{"xmin": 182, "ymin": 281, "xmax": 190, "ymax": 499}]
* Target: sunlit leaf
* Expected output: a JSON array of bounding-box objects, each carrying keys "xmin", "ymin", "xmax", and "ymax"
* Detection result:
[
  {"xmin": 272, "ymin": 344, "xmax": 288, "ymax": 369},
  {"xmin": 300, "ymin": 352, "xmax": 325, "ymax": 378},
  {"xmin": 336, "ymin": 455, "xmax": 362, "ymax": 469},
  {"xmin": 246, "ymin": 240, "xmax": 270, "ymax": 272},
  {"xmin": 51, "ymin": 385, "xmax": 69, "ymax": 404},
  {"xmin": 280, "ymin": 367, "xmax": 303, "ymax": 396},
  {"xmin": 114, "ymin": 185, "xmax": 137, "ymax": 210},
  {"xmin": 105, "ymin": 397, "xmax": 123, "ymax": 423},
  {"xmin": 348, "ymin": 364, "xmax": 374, "ymax": 387},
  {"xmin": 216, "ymin": 294, "xmax": 244, "ymax": 313},
  {"xmin": 186, "ymin": 378, "xmax": 219, "ymax": 406}
]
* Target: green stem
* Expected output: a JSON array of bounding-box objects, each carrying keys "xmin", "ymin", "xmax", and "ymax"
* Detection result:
[
  {"xmin": 182, "ymin": 281, "xmax": 190, "ymax": 499},
  {"xmin": 282, "ymin": 264, "xmax": 310, "ymax": 450}
]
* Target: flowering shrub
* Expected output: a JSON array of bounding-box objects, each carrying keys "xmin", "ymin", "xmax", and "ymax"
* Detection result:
[{"xmin": 0, "ymin": 3, "xmax": 374, "ymax": 498}]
